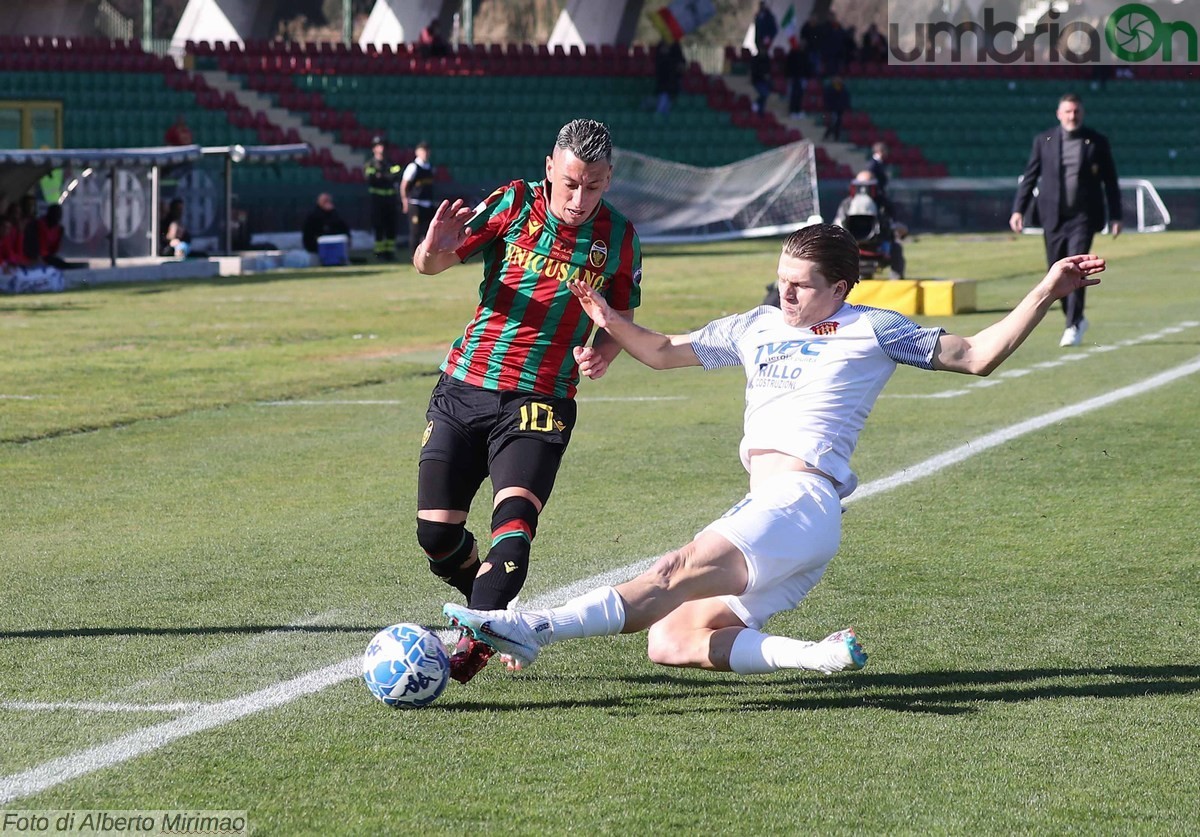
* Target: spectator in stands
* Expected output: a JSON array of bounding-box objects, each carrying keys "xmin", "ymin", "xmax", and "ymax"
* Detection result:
[
  {"xmin": 861, "ymin": 23, "xmax": 888, "ymax": 63},
  {"xmin": 843, "ymin": 24, "xmax": 859, "ymax": 65},
  {"xmin": 164, "ymin": 114, "xmax": 194, "ymax": 146},
  {"xmin": 754, "ymin": 2, "xmax": 778, "ymax": 49},
  {"xmin": 652, "ymin": 38, "xmax": 686, "ymax": 117},
  {"xmin": 364, "ymin": 137, "xmax": 402, "ymax": 261},
  {"xmin": 162, "ymin": 198, "xmax": 191, "ymax": 259},
  {"xmin": 749, "ymin": 38, "xmax": 774, "ymax": 114},
  {"xmin": 801, "ymin": 13, "xmax": 824, "ymax": 76},
  {"xmin": 401, "ymin": 142, "xmax": 436, "ymax": 259},
  {"xmin": 302, "ymin": 192, "xmax": 350, "ymax": 254},
  {"xmin": 820, "ymin": 12, "xmax": 848, "ymax": 77},
  {"xmin": 785, "ymin": 37, "xmax": 810, "ymax": 119},
  {"xmin": 419, "ymin": 18, "xmax": 449, "ymax": 58},
  {"xmin": 1009, "ymin": 93, "xmax": 1122, "ymax": 347},
  {"xmin": 821, "ymin": 76, "xmax": 850, "ymax": 141}
]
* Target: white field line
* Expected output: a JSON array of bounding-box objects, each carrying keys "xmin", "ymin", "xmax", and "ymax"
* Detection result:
[
  {"xmin": 257, "ymin": 400, "xmax": 404, "ymax": 406},
  {"xmin": 0, "ymin": 395, "xmax": 40, "ymax": 400},
  {"xmin": 4, "ymin": 353, "xmax": 1200, "ymax": 805},
  {"xmin": 886, "ymin": 319, "xmax": 1199, "ymax": 399},
  {"xmin": 256, "ymin": 396, "xmax": 687, "ymax": 406}
]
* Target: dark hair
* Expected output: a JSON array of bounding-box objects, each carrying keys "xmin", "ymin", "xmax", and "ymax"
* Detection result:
[
  {"xmin": 555, "ymin": 119, "xmax": 612, "ymax": 164},
  {"xmin": 415, "ymin": 140, "xmax": 429, "ymax": 151},
  {"xmin": 1059, "ymin": 92, "xmax": 1082, "ymax": 105},
  {"xmin": 781, "ymin": 224, "xmax": 860, "ymax": 290},
  {"xmin": 46, "ymin": 204, "xmax": 63, "ymax": 224}
]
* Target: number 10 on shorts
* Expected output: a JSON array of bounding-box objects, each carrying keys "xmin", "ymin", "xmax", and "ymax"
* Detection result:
[{"xmin": 519, "ymin": 402, "xmax": 556, "ymax": 432}]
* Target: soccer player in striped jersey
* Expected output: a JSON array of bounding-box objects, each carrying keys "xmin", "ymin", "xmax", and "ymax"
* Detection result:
[
  {"xmin": 413, "ymin": 119, "xmax": 642, "ymax": 682},
  {"xmin": 444, "ymin": 224, "xmax": 1106, "ymax": 677}
]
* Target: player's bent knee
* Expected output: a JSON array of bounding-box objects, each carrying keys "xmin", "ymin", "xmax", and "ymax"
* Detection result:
[
  {"xmin": 647, "ymin": 550, "xmax": 687, "ymax": 587},
  {"xmin": 416, "ymin": 518, "xmax": 475, "ymax": 574}
]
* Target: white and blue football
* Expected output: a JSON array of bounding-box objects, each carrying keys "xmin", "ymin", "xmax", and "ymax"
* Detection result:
[{"xmin": 362, "ymin": 623, "xmax": 450, "ymax": 709}]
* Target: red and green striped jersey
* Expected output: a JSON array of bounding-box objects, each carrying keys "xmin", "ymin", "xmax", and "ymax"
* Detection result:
[{"xmin": 445, "ymin": 178, "xmax": 642, "ymax": 398}]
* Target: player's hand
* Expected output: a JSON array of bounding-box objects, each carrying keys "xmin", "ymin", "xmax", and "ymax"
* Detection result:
[
  {"xmin": 422, "ymin": 198, "xmax": 472, "ymax": 254},
  {"xmin": 1044, "ymin": 254, "xmax": 1105, "ymax": 297},
  {"xmin": 1009, "ymin": 212, "xmax": 1024, "ymax": 234},
  {"xmin": 567, "ymin": 280, "xmax": 612, "ymax": 329},
  {"xmin": 573, "ymin": 345, "xmax": 608, "ymax": 380},
  {"xmin": 1110, "ymin": 220, "xmax": 1122, "ymax": 239}
]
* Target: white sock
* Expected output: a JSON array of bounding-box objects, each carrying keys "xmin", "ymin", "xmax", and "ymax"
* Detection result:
[
  {"xmin": 727, "ymin": 628, "xmax": 819, "ymax": 674},
  {"xmin": 542, "ymin": 585, "xmax": 626, "ymax": 643}
]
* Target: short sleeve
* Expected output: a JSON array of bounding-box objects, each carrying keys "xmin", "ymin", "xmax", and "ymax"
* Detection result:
[
  {"xmin": 688, "ymin": 308, "xmax": 770, "ymax": 370},
  {"xmin": 402, "ymin": 162, "xmax": 418, "ymax": 182},
  {"xmin": 603, "ymin": 225, "xmax": 642, "ymax": 311},
  {"xmin": 455, "ymin": 181, "xmax": 522, "ymax": 262},
  {"xmin": 863, "ymin": 307, "xmax": 943, "ymax": 370}
]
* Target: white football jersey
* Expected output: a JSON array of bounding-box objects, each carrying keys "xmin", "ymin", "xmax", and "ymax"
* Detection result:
[{"xmin": 689, "ymin": 303, "xmax": 943, "ymax": 498}]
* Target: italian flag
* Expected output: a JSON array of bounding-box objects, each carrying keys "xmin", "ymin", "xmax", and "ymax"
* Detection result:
[
  {"xmin": 648, "ymin": 0, "xmax": 716, "ymax": 43},
  {"xmin": 780, "ymin": 4, "xmax": 799, "ymax": 49}
]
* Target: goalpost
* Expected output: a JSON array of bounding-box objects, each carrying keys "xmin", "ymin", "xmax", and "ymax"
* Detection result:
[{"xmin": 608, "ymin": 141, "xmax": 822, "ymax": 244}]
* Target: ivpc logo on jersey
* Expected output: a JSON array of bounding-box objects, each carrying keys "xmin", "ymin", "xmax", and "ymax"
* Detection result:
[{"xmin": 887, "ymin": 1, "xmax": 1199, "ymax": 66}]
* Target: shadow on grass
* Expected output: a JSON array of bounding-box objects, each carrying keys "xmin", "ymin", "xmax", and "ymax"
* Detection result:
[
  {"xmin": 0, "ymin": 624, "xmax": 379, "ymax": 639},
  {"xmin": 441, "ymin": 665, "xmax": 1200, "ymax": 717}
]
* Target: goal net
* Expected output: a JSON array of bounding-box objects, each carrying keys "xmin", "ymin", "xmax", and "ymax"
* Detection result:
[{"xmin": 607, "ymin": 141, "xmax": 821, "ymax": 244}]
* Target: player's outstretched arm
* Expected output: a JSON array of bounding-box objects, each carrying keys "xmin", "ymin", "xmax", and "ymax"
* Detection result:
[
  {"xmin": 934, "ymin": 254, "xmax": 1105, "ymax": 376},
  {"xmin": 413, "ymin": 199, "xmax": 473, "ymax": 275},
  {"xmin": 567, "ymin": 280, "xmax": 700, "ymax": 371}
]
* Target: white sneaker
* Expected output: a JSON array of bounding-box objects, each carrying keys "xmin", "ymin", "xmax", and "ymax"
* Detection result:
[
  {"xmin": 444, "ymin": 603, "xmax": 548, "ymax": 667},
  {"xmin": 1059, "ymin": 325, "xmax": 1078, "ymax": 347},
  {"xmin": 810, "ymin": 628, "xmax": 868, "ymax": 674}
]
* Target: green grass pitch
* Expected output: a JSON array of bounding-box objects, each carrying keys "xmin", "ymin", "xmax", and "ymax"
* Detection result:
[{"xmin": 2, "ymin": 231, "xmax": 1199, "ymax": 833}]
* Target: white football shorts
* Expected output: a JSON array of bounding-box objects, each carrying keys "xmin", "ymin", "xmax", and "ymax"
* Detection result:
[{"xmin": 702, "ymin": 471, "xmax": 842, "ymax": 630}]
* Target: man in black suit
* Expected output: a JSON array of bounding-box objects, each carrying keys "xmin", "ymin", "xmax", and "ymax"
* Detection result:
[{"xmin": 1010, "ymin": 93, "xmax": 1122, "ymax": 347}]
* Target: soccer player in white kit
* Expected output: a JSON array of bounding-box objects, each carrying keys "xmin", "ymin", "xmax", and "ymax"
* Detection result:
[{"xmin": 445, "ymin": 224, "xmax": 1105, "ymax": 676}]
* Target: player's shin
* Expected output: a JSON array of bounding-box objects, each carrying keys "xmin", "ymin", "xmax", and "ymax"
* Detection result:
[
  {"xmin": 469, "ymin": 496, "xmax": 538, "ymax": 609},
  {"xmin": 416, "ymin": 518, "xmax": 478, "ymax": 599},
  {"xmin": 544, "ymin": 585, "xmax": 627, "ymax": 640}
]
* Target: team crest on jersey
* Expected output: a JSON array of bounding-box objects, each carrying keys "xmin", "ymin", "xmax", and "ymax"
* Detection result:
[
  {"xmin": 589, "ymin": 240, "xmax": 608, "ymax": 269},
  {"xmin": 422, "ymin": 421, "xmax": 433, "ymax": 447},
  {"xmin": 811, "ymin": 321, "xmax": 840, "ymax": 336}
]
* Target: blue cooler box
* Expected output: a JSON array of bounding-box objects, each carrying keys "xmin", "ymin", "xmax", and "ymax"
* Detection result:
[{"xmin": 317, "ymin": 234, "xmax": 349, "ymax": 266}]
